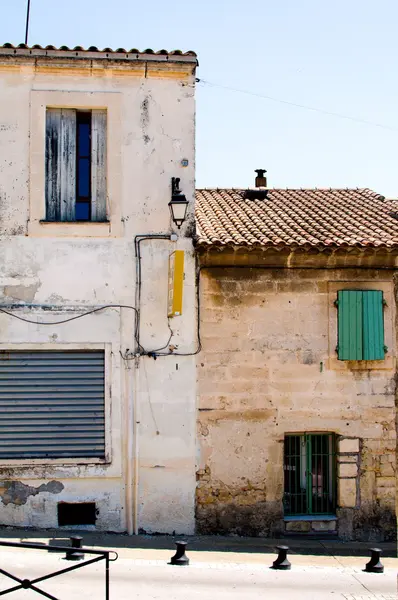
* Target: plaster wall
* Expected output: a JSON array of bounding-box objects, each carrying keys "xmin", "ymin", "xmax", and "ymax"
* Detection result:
[{"xmin": 0, "ymin": 56, "xmax": 197, "ymax": 533}]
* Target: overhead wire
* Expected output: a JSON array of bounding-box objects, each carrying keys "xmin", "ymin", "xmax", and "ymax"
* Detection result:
[{"xmin": 197, "ymin": 78, "xmax": 398, "ymax": 132}]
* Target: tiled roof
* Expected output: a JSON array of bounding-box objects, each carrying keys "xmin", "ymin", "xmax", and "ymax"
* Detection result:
[
  {"xmin": 0, "ymin": 43, "xmax": 197, "ymax": 63},
  {"xmin": 195, "ymin": 188, "xmax": 398, "ymax": 249}
]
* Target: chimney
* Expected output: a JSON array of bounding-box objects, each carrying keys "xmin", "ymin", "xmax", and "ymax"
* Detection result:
[
  {"xmin": 245, "ymin": 169, "xmax": 268, "ymax": 200},
  {"xmin": 255, "ymin": 169, "xmax": 267, "ymax": 188}
]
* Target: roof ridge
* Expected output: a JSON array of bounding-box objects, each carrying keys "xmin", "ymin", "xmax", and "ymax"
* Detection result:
[{"xmin": 196, "ymin": 187, "xmax": 381, "ymax": 193}]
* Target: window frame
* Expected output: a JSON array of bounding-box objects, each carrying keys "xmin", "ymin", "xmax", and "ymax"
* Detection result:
[
  {"xmin": 0, "ymin": 343, "xmax": 112, "ymax": 466},
  {"xmin": 283, "ymin": 432, "xmax": 336, "ymax": 517},
  {"xmin": 29, "ymin": 90, "xmax": 122, "ymax": 237},
  {"xmin": 327, "ymin": 281, "xmax": 394, "ymax": 371},
  {"xmin": 75, "ymin": 110, "xmax": 92, "ymax": 221}
]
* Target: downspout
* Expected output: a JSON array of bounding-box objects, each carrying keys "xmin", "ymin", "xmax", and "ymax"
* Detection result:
[
  {"xmin": 128, "ymin": 234, "xmax": 173, "ymax": 534},
  {"xmin": 132, "ymin": 355, "xmax": 140, "ymax": 535},
  {"xmin": 124, "ymin": 344, "xmax": 134, "ymax": 535}
]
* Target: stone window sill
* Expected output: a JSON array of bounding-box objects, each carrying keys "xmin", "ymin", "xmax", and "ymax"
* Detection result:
[
  {"xmin": 28, "ymin": 220, "xmax": 114, "ymax": 237},
  {"xmin": 284, "ymin": 515, "xmax": 336, "ymax": 522},
  {"xmin": 328, "ymin": 356, "xmax": 394, "ymax": 371}
]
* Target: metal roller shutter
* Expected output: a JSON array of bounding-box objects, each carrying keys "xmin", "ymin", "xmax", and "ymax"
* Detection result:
[{"xmin": 0, "ymin": 351, "xmax": 105, "ymax": 459}]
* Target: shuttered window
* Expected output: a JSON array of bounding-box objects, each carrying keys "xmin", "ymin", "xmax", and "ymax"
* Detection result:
[
  {"xmin": 337, "ymin": 290, "xmax": 385, "ymax": 361},
  {"xmin": 45, "ymin": 109, "xmax": 107, "ymax": 222},
  {"xmin": 0, "ymin": 351, "xmax": 105, "ymax": 459}
]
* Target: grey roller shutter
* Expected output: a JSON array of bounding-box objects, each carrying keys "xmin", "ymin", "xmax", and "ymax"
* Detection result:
[{"xmin": 0, "ymin": 351, "xmax": 105, "ymax": 459}]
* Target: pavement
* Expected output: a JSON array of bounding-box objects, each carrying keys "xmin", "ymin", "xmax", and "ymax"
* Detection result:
[{"xmin": 0, "ymin": 529, "xmax": 395, "ymax": 599}]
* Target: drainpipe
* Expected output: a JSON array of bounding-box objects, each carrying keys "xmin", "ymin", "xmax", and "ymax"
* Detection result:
[
  {"xmin": 132, "ymin": 357, "xmax": 140, "ymax": 534},
  {"xmin": 128, "ymin": 233, "xmax": 175, "ymax": 535},
  {"xmin": 123, "ymin": 311, "xmax": 134, "ymax": 535}
]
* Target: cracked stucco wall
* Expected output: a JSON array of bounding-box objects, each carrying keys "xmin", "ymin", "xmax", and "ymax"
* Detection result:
[{"xmin": 0, "ymin": 57, "xmax": 197, "ymax": 533}]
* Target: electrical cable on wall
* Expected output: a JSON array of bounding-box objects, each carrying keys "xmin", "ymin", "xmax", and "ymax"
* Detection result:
[
  {"xmin": 0, "ymin": 299, "xmax": 202, "ymax": 358},
  {"xmin": 0, "ymin": 304, "xmax": 138, "ymax": 326},
  {"xmin": 0, "ymin": 263, "xmax": 376, "ymax": 359}
]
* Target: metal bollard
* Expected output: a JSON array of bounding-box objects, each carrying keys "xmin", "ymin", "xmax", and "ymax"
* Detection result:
[
  {"xmin": 365, "ymin": 548, "xmax": 384, "ymax": 573},
  {"xmin": 65, "ymin": 535, "xmax": 84, "ymax": 561},
  {"xmin": 170, "ymin": 541, "xmax": 189, "ymax": 566},
  {"xmin": 271, "ymin": 545, "xmax": 291, "ymax": 570}
]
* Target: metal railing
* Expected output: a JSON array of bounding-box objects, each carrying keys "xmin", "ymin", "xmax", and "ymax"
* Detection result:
[{"xmin": 0, "ymin": 539, "xmax": 118, "ymax": 599}]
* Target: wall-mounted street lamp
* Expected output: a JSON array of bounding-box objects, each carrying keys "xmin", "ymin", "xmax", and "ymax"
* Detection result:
[{"xmin": 169, "ymin": 177, "xmax": 189, "ymax": 229}]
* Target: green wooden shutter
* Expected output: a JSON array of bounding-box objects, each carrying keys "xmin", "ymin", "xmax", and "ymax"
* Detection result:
[
  {"xmin": 337, "ymin": 290, "xmax": 385, "ymax": 361},
  {"xmin": 337, "ymin": 290, "xmax": 363, "ymax": 360},
  {"xmin": 363, "ymin": 291, "xmax": 385, "ymax": 360}
]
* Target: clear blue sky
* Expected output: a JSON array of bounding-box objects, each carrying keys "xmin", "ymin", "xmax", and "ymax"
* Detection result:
[{"xmin": 1, "ymin": 0, "xmax": 398, "ymax": 195}]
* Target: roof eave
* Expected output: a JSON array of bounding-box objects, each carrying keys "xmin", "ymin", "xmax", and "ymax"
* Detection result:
[{"xmin": 0, "ymin": 46, "xmax": 198, "ymax": 65}]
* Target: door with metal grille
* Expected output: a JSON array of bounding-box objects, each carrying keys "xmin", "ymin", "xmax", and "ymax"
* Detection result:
[
  {"xmin": 0, "ymin": 351, "xmax": 105, "ymax": 459},
  {"xmin": 283, "ymin": 433, "xmax": 336, "ymax": 516}
]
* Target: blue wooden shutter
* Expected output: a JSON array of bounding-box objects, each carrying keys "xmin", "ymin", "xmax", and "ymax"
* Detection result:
[
  {"xmin": 363, "ymin": 291, "xmax": 385, "ymax": 360},
  {"xmin": 337, "ymin": 291, "xmax": 363, "ymax": 360}
]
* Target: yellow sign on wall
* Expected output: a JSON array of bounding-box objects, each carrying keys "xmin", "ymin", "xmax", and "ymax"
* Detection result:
[{"xmin": 167, "ymin": 250, "xmax": 184, "ymax": 317}]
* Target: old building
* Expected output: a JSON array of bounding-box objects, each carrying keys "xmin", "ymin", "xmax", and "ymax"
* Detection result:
[
  {"xmin": 0, "ymin": 44, "xmax": 198, "ymax": 533},
  {"xmin": 195, "ymin": 179, "xmax": 398, "ymax": 540}
]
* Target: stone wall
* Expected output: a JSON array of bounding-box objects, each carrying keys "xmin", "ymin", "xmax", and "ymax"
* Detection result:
[{"xmin": 196, "ymin": 266, "xmax": 397, "ymax": 540}]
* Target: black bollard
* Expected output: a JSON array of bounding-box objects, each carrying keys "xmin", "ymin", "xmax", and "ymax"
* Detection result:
[
  {"xmin": 170, "ymin": 541, "xmax": 189, "ymax": 566},
  {"xmin": 65, "ymin": 536, "xmax": 84, "ymax": 561},
  {"xmin": 365, "ymin": 548, "xmax": 384, "ymax": 573},
  {"xmin": 271, "ymin": 545, "xmax": 291, "ymax": 570}
]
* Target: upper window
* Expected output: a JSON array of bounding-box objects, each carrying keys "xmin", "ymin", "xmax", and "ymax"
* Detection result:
[
  {"xmin": 45, "ymin": 109, "xmax": 107, "ymax": 222},
  {"xmin": 336, "ymin": 290, "xmax": 385, "ymax": 361}
]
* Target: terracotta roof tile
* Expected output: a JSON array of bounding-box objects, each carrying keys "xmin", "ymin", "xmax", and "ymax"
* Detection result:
[
  {"xmin": 195, "ymin": 188, "xmax": 398, "ymax": 249},
  {"xmin": 0, "ymin": 43, "xmax": 197, "ymax": 63}
]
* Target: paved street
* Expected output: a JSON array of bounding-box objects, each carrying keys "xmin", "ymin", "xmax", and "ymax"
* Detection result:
[{"xmin": 0, "ymin": 548, "xmax": 396, "ymax": 599}]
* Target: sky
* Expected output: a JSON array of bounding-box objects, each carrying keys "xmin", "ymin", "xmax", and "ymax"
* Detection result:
[{"xmin": 1, "ymin": 0, "xmax": 398, "ymax": 196}]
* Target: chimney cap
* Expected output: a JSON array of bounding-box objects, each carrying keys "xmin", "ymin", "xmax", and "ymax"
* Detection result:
[{"xmin": 255, "ymin": 168, "xmax": 268, "ymax": 189}]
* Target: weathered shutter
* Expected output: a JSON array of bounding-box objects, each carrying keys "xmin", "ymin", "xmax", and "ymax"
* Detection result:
[
  {"xmin": 45, "ymin": 109, "xmax": 76, "ymax": 221},
  {"xmin": 45, "ymin": 109, "xmax": 62, "ymax": 221},
  {"xmin": 337, "ymin": 290, "xmax": 363, "ymax": 360},
  {"xmin": 60, "ymin": 109, "xmax": 77, "ymax": 221},
  {"xmin": 0, "ymin": 351, "xmax": 105, "ymax": 459},
  {"xmin": 363, "ymin": 291, "xmax": 385, "ymax": 360},
  {"xmin": 91, "ymin": 110, "xmax": 107, "ymax": 221}
]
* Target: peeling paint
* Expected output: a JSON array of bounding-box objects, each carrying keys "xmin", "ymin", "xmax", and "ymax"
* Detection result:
[
  {"xmin": 0, "ymin": 56, "xmax": 197, "ymax": 534},
  {"xmin": 140, "ymin": 97, "xmax": 150, "ymax": 145},
  {"xmin": 3, "ymin": 283, "xmax": 39, "ymax": 302},
  {"xmin": 0, "ymin": 480, "xmax": 64, "ymax": 506}
]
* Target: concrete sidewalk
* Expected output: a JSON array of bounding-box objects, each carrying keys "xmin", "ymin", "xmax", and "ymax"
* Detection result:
[{"xmin": 0, "ymin": 528, "xmax": 395, "ymax": 570}]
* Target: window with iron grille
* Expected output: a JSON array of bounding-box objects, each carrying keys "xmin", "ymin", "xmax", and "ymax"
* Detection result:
[
  {"xmin": 336, "ymin": 290, "xmax": 385, "ymax": 361},
  {"xmin": 45, "ymin": 108, "xmax": 107, "ymax": 222},
  {"xmin": 283, "ymin": 433, "xmax": 336, "ymax": 516}
]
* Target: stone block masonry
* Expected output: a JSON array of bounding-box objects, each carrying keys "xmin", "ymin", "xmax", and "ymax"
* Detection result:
[{"xmin": 196, "ymin": 266, "xmax": 397, "ymax": 541}]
